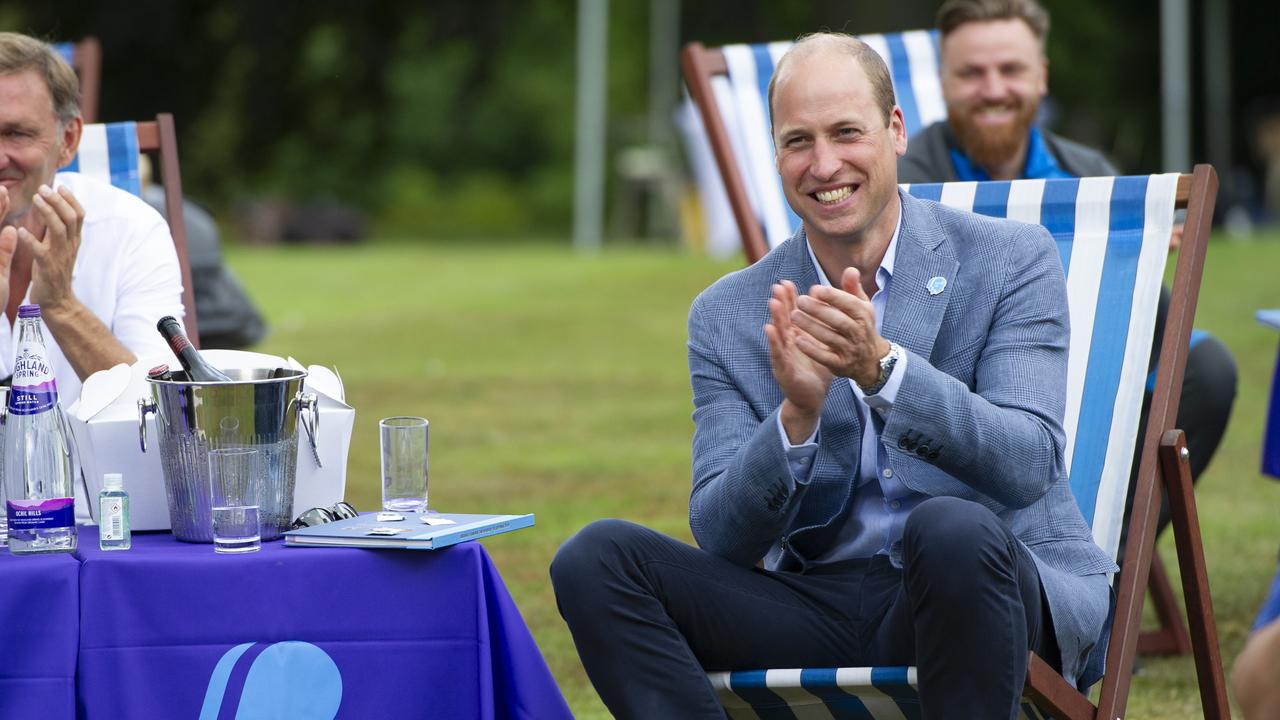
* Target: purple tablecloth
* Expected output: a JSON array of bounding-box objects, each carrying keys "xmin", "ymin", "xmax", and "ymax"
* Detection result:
[
  {"xmin": 75, "ymin": 528, "xmax": 570, "ymax": 719},
  {"xmin": 0, "ymin": 550, "xmax": 78, "ymax": 719}
]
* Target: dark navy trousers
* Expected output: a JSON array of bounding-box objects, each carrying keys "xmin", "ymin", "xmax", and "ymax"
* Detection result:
[{"xmin": 550, "ymin": 496, "xmax": 1059, "ymax": 719}]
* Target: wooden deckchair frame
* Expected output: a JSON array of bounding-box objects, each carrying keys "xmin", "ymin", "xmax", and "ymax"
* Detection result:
[
  {"xmin": 65, "ymin": 37, "xmax": 102, "ymax": 124},
  {"xmin": 680, "ymin": 42, "xmax": 770, "ymax": 263},
  {"xmin": 132, "ymin": 114, "xmax": 200, "ymax": 346},
  {"xmin": 684, "ymin": 37, "xmax": 1228, "ymax": 717},
  {"xmin": 1024, "ymin": 165, "xmax": 1229, "ymax": 719}
]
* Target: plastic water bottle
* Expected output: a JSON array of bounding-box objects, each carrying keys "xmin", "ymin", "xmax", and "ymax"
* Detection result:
[
  {"xmin": 98, "ymin": 472, "xmax": 131, "ymax": 550},
  {"xmin": 3, "ymin": 305, "xmax": 77, "ymax": 554}
]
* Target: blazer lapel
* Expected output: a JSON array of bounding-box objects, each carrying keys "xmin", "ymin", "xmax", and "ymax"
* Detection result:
[
  {"xmin": 882, "ymin": 192, "xmax": 960, "ymax": 361},
  {"xmin": 774, "ymin": 229, "xmax": 820, "ymax": 292}
]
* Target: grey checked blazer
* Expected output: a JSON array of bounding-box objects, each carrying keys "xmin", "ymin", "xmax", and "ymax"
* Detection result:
[{"xmin": 686, "ymin": 189, "xmax": 1118, "ymax": 688}]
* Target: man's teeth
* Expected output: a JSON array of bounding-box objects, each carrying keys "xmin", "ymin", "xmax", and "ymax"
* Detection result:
[{"xmin": 815, "ymin": 186, "xmax": 852, "ymax": 204}]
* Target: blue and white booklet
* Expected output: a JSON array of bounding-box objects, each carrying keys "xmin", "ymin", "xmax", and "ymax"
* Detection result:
[{"xmin": 284, "ymin": 512, "xmax": 534, "ymax": 550}]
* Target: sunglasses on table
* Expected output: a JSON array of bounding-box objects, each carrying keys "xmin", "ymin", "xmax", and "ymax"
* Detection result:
[{"xmin": 290, "ymin": 501, "xmax": 359, "ymax": 530}]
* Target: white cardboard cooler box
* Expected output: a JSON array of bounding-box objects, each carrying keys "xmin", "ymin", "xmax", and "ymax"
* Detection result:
[{"xmin": 67, "ymin": 350, "xmax": 354, "ymax": 530}]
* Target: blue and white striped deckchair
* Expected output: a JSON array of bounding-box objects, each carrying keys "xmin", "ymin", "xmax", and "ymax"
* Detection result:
[
  {"xmin": 62, "ymin": 121, "xmax": 142, "ymax": 197},
  {"xmin": 58, "ymin": 115, "xmax": 201, "ymax": 344},
  {"xmin": 680, "ymin": 31, "xmax": 945, "ymax": 263},
  {"xmin": 709, "ymin": 169, "xmax": 1232, "ymax": 720}
]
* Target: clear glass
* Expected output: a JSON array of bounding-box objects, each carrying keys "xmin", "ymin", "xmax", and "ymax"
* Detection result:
[
  {"xmin": 4, "ymin": 311, "xmax": 77, "ymax": 554},
  {"xmin": 208, "ymin": 447, "xmax": 262, "ymax": 554},
  {"xmin": 380, "ymin": 416, "xmax": 429, "ymax": 513},
  {"xmin": 99, "ymin": 489, "xmax": 131, "ymax": 550}
]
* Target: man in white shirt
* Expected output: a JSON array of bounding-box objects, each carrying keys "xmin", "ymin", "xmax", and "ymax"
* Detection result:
[{"xmin": 0, "ymin": 32, "xmax": 183, "ymax": 404}]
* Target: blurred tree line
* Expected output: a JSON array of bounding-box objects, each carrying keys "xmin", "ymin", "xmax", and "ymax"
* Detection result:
[{"xmin": 1, "ymin": 0, "xmax": 1273, "ymax": 239}]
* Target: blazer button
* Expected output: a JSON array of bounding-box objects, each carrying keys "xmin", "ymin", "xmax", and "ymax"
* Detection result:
[
  {"xmin": 898, "ymin": 437, "xmax": 910, "ymax": 450},
  {"xmin": 915, "ymin": 445, "xmax": 929, "ymax": 458},
  {"xmin": 928, "ymin": 450, "xmax": 940, "ymax": 460}
]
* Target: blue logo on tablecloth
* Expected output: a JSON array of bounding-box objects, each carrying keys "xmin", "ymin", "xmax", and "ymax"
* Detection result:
[{"xmin": 200, "ymin": 641, "xmax": 342, "ymax": 719}]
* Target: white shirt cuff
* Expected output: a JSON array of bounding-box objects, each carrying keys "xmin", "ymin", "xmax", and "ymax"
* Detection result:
[
  {"xmin": 776, "ymin": 411, "xmax": 819, "ymax": 483},
  {"xmin": 864, "ymin": 349, "xmax": 908, "ymax": 418}
]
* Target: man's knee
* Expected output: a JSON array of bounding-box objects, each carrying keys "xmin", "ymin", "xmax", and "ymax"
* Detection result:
[
  {"xmin": 549, "ymin": 518, "xmax": 649, "ymax": 596},
  {"xmin": 1184, "ymin": 335, "xmax": 1237, "ymax": 416},
  {"xmin": 903, "ymin": 497, "xmax": 1008, "ymax": 577},
  {"xmin": 904, "ymin": 497, "xmax": 1000, "ymax": 549}
]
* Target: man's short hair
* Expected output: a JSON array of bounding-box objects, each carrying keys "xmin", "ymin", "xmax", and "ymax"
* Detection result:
[
  {"xmin": 768, "ymin": 33, "xmax": 897, "ymax": 128},
  {"xmin": 0, "ymin": 32, "xmax": 81, "ymax": 125},
  {"xmin": 937, "ymin": 0, "xmax": 1050, "ymax": 47}
]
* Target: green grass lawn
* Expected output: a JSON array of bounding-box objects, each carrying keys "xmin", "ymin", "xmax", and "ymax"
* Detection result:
[{"xmin": 228, "ymin": 234, "xmax": 1280, "ymax": 719}]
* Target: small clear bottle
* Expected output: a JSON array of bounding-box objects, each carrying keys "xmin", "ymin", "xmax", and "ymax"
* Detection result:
[{"xmin": 98, "ymin": 473, "xmax": 131, "ymax": 551}]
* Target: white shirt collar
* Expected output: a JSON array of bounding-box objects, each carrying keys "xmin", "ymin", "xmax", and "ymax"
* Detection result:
[{"xmin": 804, "ymin": 206, "xmax": 902, "ymax": 290}]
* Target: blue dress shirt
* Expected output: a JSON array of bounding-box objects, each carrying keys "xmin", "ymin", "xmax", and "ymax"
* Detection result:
[{"xmin": 776, "ymin": 209, "xmax": 925, "ymax": 567}]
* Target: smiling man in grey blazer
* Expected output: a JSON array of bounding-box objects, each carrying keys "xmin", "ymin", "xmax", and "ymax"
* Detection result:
[{"xmin": 551, "ymin": 32, "xmax": 1115, "ymax": 720}]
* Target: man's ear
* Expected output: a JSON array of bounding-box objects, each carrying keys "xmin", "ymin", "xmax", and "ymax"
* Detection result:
[
  {"xmin": 56, "ymin": 116, "xmax": 84, "ymax": 169},
  {"xmin": 890, "ymin": 106, "xmax": 908, "ymax": 157}
]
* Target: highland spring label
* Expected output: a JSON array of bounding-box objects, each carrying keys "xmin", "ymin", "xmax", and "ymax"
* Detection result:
[{"xmin": 8, "ymin": 346, "xmax": 59, "ymax": 415}]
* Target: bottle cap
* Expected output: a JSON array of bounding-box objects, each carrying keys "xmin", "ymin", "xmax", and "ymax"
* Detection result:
[
  {"xmin": 103, "ymin": 473, "xmax": 124, "ymax": 491},
  {"xmin": 147, "ymin": 364, "xmax": 170, "ymax": 377},
  {"xmin": 18, "ymin": 304, "xmax": 41, "ymax": 318}
]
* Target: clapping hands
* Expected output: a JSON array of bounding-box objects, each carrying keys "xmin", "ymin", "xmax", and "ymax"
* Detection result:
[{"xmin": 765, "ymin": 267, "xmax": 892, "ymax": 440}]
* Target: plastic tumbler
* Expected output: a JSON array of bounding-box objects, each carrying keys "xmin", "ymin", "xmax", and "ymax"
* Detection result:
[{"xmin": 380, "ymin": 417, "xmax": 429, "ymax": 513}]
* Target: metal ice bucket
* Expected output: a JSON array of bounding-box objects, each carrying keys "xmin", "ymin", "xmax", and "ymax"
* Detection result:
[{"xmin": 137, "ymin": 368, "xmax": 320, "ymax": 542}]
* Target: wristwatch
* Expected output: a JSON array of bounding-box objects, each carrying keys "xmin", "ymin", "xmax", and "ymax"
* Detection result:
[{"xmin": 859, "ymin": 342, "xmax": 902, "ymax": 395}]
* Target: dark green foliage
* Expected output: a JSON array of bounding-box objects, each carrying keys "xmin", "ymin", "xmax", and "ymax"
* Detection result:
[{"xmin": 5, "ymin": 0, "xmax": 1272, "ymax": 237}]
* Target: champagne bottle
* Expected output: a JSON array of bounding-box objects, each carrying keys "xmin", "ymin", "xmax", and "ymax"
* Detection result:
[
  {"xmin": 156, "ymin": 316, "xmax": 232, "ymax": 381},
  {"xmin": 3, "ymin": 304, "xmax": 78, "ymax": 553}
]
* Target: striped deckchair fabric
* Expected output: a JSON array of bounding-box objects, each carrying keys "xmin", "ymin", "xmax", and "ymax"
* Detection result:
[
  {"xmin": 680, "ymin": 31, "xmax": 945, "ymax": 262},
  {"xmin": 57, "ymin": 115, "xmax": 201, "ymax": 345},
  {"xmin": 903, "ymin": 175, "xmax": 1177, "ymax": 560},
  {"xmin": 62, "ymin": 122, "xmax": 143, "ymax": 197},
  {"xmin": 53, "ymin": 42, "xmax": 75, "ymax": 63},
  {"xmin": 709, "ymin": 172, "xmax": 1231, "ymax": 720},
  {"xmin": 711, "ymin": 666, "xmax": 1057, "ymax": 720}
]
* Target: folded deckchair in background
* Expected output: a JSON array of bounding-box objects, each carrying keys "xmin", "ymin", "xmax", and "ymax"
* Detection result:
[{"xmin": 679, "ymin": 32, "xmax": 945, "ymax": 263}]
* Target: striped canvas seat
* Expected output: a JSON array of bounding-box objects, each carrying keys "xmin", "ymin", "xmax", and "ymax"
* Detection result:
[
  {"xmin": 679, "ymin": 31, "xmax": 945, "ymax": 259},
  {"xmin": 709, "ymin": 174, "xmax": 1180, "ymax": 720},
  {"xmin": 62, "ymin": 121, "xmax": 143, "ymax": 197}
]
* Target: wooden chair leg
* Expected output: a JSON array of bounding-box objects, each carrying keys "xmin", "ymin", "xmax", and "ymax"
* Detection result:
[
  {"xmin": 1137, "ymin": 535, "xmax": 1193, "ymax": 656},
  {"xmin": 1024, "ymin": 651, "xmax": 1097, "ymax": 720},
  {"xmin": 1159, "ymin": 430, "xmax": 1231, "ymax": 719}
]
